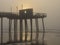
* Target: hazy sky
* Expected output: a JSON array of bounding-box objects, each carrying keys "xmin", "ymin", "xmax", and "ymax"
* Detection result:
[{"xmin": 0, "ymin": 0, "xmax": 60, "ymax": 30}]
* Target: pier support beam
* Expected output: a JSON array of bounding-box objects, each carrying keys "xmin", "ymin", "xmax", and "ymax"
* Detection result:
[
  {"xmin": 30, "ymin": 19, "xmax": 32, "ymax": 45},
  {"xmin": 20, "ymin": 19, "xmax": 23, "ymax": 41},
  {"xmin": 25, "ymin": 19, "xmax": 28, "ymax": 41},
  {"xmin": 1, "ymin": 17, "xmax": 3, "ymax": 45},
  {"xmin": 14, "ymin": 19, "xmax": 17, "ymax": 41},
  {"xmin": 9, "ymin": 19, "xmax": 12, "ymax": 42},
  {"xmin": 42, "ymin": 18, "xmax": 45, "ymax": 45}
]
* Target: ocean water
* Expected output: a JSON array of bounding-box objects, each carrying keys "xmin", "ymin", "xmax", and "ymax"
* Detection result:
[
  {"xmin": 0, "ymin": 18, "xmax": 60, "ymax": 45},
  {"xmin": 0, "ymin": 30, "xmax": 60, "ymax": 45}
]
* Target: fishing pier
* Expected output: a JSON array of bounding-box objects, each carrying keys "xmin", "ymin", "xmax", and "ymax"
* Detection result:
[{"xmin": 0, "ymin": 9, "xmax": 47, "ymax": 45}]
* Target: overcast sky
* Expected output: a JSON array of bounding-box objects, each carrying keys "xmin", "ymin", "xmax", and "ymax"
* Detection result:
[{"xmin": 0, "ymin": 0, "xmax": 60, "ymax": 30}]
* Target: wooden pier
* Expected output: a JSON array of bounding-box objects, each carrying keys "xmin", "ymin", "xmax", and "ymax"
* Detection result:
[{"xmin": 0, "ymin": 11, "xmax": 47, "ymax": 45}]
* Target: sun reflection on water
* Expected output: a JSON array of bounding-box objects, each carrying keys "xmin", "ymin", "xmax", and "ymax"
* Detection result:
[
  {"xmin": 17, "ymin": 32, "xmax": 31, "ymax": 41},
  {"xmin": 23, "ymin": 33, "xmax": 30, "ymax": 41}
]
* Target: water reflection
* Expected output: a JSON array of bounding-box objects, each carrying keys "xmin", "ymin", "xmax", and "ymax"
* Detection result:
[
  {"xmin": 0, "ymin": 31, "xmax": 60, "ymax": 45},
  {"xmin": 0, "ymin": 32, "xmax": 44, "ymax": 45}
]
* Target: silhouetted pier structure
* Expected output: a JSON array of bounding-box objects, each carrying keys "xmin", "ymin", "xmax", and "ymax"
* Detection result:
[{"xmin": 0, "ymin": 10, "xmax": 47, "ymax": 45}]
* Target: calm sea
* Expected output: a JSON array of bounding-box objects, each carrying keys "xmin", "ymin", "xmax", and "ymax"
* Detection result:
[
  {"xmin": 0, "ymin": 18, "xmax": 60, "ymax": 45},
  {"xmin": 0, "ymin": 30, "xmax": 60, "ymax": 45}
]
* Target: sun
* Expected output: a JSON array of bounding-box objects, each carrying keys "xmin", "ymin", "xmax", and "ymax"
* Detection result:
[{"xmin": 22, "ymin": 4, "xmax": 32, "ymax": 9}]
